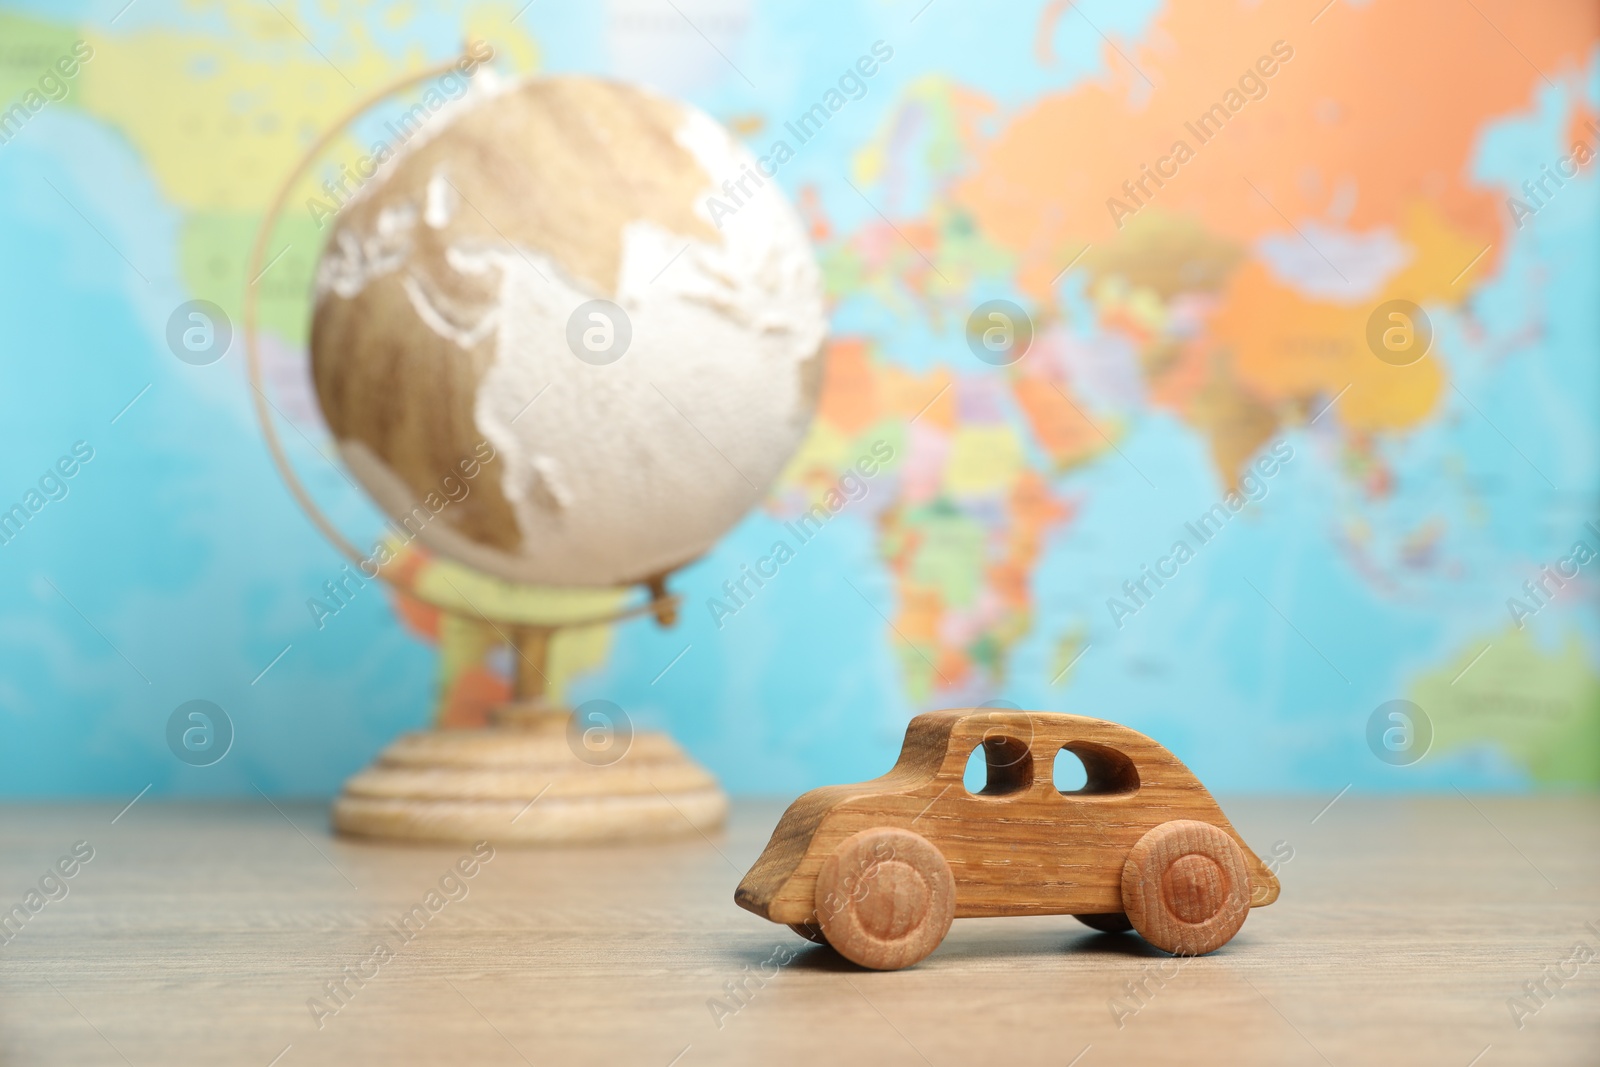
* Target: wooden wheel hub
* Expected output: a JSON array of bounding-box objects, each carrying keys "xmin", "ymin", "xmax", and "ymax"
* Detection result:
[
  {"xmin": 1162, "ymin": 853, "xmax": 1228, "ymax": 923},
  {"xmin": 1122, "ymin": 819, "xmax": 1251, "ymax": 955},
  {"xmin": 815, "ymin": 828, "xmax": 955, "ymax": 970},
  {"xmin": 854, "ymin": 861, "xmax": 931, "ymax": 941}
]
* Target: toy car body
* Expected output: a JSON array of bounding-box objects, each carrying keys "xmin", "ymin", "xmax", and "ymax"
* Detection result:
[{"xmin": 735, "ymin": 708, "xmax": 1279, "ymax": 969}]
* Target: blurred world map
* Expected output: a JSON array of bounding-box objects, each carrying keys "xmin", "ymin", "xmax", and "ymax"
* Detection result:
[{"xmin": 1, "ymin": 0, "xmax": 1596, "ymax": 796}]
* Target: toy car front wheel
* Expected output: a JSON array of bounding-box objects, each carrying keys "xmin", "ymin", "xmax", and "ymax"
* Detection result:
[
  {"xmin": 1073, "ymin": 912, "xmax": 1133, "ymax": 934},
  {"xmin": 787, "ymin": 922, "xmax": 829, "ymax": 945},
  {"xmin": 1120, "ymin": 820, "xmax": 1250, "ymax": 955},
  {"xmin": 814, "ymin": 827, "xmax": 955, "ymax": 970}
]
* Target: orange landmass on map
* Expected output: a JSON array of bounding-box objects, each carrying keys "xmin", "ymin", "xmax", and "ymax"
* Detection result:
[
  {"xmin": 806, "ymin": 338, "xmax": 1074, "ymax": 693},
  {"xmin": 388, "ymin": 549, "xmax": 440, "ymax": 639},
  {"xmin": 1208, "ymin": 198, "xmax": 1482, "ymax": 435},
  {"xmin": 945, "ymin": 0, "xmax": 1597, "ymax": 483},
  {"xmin": 814, "ymin": 338, "xmax": 881, "ymax": 436},
  {"xmin": 876, "ymin": 458, "xmax": 1074, "ymax": 694},
  {"xmin": 967, "ymin": 0, "xmax": 1596, "ymax": 297},
  {"xmin": 894, "ymin": 368, "xmax": 958, "ymax": 430},
  {"xmin": 989, "ymin": 469, "xmax": 1073, "ymax": 610},
  {"xmin": 1209, "ymin": 260, "xmax": 1446, "ymax": 434},
  {"xmin": 1012, "ymin": 374, "xmax": 1113, "ymax": 468},
  {"xmin": 438, "ymin": 664, "xmax": 506, "ymax": 729},
  {"xmin": 802, "ymin": 0, "xmax": 1597, "ymax": 693},
  {"xmin": 814, "ymin": 335, "xmax": 963, "ymax": 436}
]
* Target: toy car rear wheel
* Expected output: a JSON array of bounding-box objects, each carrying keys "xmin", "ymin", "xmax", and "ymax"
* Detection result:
[
  {"xmin": 1121, "ymin": 820, "xmax": 1250, "ymax": 955},
  {"xmin": 788, "ymin": 922, "xmax": 829, "ymax": 945},
  {"xmin": 814, "ymin": 827, "xmax": 955, "ymax": 971},
  {"xmin": 1073, "ymin": 912, "xmax": 1133, "ymax": 934}
]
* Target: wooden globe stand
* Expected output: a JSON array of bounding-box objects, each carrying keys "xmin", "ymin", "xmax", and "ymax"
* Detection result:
[
  {"xmin": 242, "ymin": 55, "xmax": 726, "ymax": 845},
  {"xmin": 331, "ymin": 583, "xmax": 728, "ymax": 844}
]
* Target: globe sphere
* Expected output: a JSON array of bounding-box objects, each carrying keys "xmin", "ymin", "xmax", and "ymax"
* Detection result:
[{"xmin": 310, "ymin": 75, "xmax": 826, "ymax": 587}]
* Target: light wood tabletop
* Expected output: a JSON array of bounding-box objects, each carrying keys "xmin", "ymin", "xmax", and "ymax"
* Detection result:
[{"xmin": 1, "ymin": 796, "xmax": 1596, "ymax": 1066}]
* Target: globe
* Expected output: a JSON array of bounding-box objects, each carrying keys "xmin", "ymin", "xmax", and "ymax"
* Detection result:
[
  {"xmin": 247, "ymin": 69, "xmax": 830, "ymax": 843},
  {"xmin": 308, "ymin": 74, "xmax": 827, "ymax": 588}
]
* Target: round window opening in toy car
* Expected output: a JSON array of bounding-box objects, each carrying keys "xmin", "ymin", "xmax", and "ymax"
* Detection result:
[
  {"xmin": 962, "ymin": 735, "xmax": 1033, "ymax": 797},
  {"xmin": 1054, "ymin": 741, "xmax": 1140, "ymax": 797}
]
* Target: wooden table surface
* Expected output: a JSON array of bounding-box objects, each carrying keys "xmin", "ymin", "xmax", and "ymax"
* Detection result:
[{"xmin": 1, "ymin": 796, "xmax": 1596, "ymax": 1066}]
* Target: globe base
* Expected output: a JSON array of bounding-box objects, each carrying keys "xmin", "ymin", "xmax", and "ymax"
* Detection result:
[{"xmin": 330, "ymin": 722, "xmax": 727, "ymax": 844}]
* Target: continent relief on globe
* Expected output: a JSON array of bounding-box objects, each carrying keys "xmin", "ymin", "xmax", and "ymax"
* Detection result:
[{"xmin": 310, "ymin": 76, "xmax": 826, "ymax": 588}]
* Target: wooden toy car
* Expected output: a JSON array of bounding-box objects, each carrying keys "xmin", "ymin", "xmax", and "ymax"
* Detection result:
[{"xmin": 735, "ymin": 708, "xmax": 1279, "ymax": 969}]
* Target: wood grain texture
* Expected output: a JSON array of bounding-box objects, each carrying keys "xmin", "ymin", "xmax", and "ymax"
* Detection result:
[
  {"xmin": 332, "ymin": 725, "xmax": 726, "ymax": 844},
  {"xmin": 736, "ymin": 709, "xmax": 1278, "ymax": 928},
  {"xmin": 1120, "ymin": 820, "xmax": 1251, "ymax": 955},
  {"xmin": 1, "ymin": 797, "xmax": 1596, "ymax": 1065},
  {"xmin": 310, "ymin": 77, "xmax": 720, "ymax": 570},
  {"xmin": 814, "ymin": 828, "xmax": 956, "ymax": 971}
]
